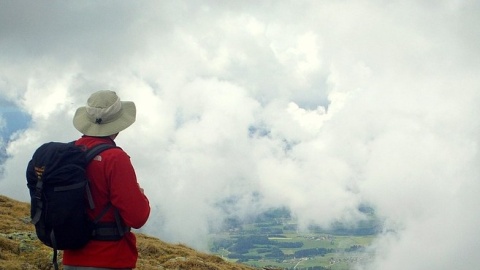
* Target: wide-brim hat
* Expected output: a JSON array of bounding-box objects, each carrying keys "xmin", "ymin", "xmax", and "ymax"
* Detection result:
[{"xmin": 73, "ymin": 90, "xmax": 136, "ymax": 136}]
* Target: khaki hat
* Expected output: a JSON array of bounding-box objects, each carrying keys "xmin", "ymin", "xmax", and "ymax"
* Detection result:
[{"xmin": 73, "ymin": 90, "xmax": 136, "ymax": 136}]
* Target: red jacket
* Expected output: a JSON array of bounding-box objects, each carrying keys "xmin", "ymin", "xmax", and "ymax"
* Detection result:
[{"xmin": 63, "ymin": 136, "xmax": 150, "ymax": 268}]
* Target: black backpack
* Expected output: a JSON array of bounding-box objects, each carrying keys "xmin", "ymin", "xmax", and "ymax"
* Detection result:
[{"xmin": 26, "ymin": 142, "xmax": 129, "ymax": 269}]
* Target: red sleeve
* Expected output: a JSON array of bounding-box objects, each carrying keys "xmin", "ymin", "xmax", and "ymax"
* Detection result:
[{"xmin": 106, "ymin": 148, "xmax": 150, "ymax": 229}]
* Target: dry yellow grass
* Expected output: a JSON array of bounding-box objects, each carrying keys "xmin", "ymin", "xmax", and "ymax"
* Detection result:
[{"xmin": 0, "ymin": 195, "xmax": 257, "ymax": 270}]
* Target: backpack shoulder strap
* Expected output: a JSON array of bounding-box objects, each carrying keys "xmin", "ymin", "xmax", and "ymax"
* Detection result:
[
  {"xmin": 80, "ymin": 143, "xmax": 117, "ymax": 210},
  {"xmin": 85, "ymin": 143, "xmax": 117, "ymax": 163},
  {"xmin": 84, "ymin": 144, "xmax": 130, "ymax": 240},
  {"xmin": 82, "ymin": 143, "xmax": 128, "ymax": 239}
]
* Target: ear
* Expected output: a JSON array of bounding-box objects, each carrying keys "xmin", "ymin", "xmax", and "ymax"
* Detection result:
[{"xmin": 109, "ymin": 133, "xmax": 119, "ymax": 140}]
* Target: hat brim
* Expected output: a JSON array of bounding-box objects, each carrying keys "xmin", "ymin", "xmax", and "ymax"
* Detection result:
[{"xmin": 73, "ymin": 101, "xmax": 136, "ymax": 136}]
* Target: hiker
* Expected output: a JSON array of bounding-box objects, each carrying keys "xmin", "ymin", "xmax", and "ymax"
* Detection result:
[{"xmin": 63, "ymin": 90, "xmax": 150, "ymax": 270}]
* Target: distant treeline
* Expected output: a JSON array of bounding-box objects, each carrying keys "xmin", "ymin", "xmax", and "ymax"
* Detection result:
[
  {"xmin": 309, "ymin": 219, "xmax": 381, "ymax": 236},
  {"xmin": 222, "ymin": 234, "xmax": 338, "ymax": 262},
  {"xmin": 223, "ymin": 235, "xmax": 304, "ymax": 253},
  {"xmin": 227, "ymin": 244, "xmax": 360, "ymax": 263},
  {"xmin": 293, "ymin": 247, "xmax": 333, "ymax": 257}
]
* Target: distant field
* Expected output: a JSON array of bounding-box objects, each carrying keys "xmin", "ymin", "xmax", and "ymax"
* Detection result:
[
  {"xmin": 211, "ymin": 232, "xmax": 374, "ymax": 270},
  {"xmin": 209, "ymin": 207, "xmax": 379, "ymax": 270}
]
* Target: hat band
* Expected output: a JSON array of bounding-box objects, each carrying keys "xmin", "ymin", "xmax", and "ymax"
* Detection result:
[{"xmin": 86, "ymin": 97, "xmax": 122, "ymax": 124}]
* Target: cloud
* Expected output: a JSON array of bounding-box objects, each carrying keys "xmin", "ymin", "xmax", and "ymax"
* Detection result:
[{"xmin": 1, "ymin": 0, "xmax": 480, "ymax": 269}]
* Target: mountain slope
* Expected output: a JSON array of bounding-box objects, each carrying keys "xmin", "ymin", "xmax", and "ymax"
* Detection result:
[{"xmin": 0, "ymin": 195, "xmax": 257, "ymax": 270}]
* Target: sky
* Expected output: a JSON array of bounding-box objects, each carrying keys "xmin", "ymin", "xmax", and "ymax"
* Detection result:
[{"xmin": 1, "ymin": 1, "xmax": 480, "ymax": 269}]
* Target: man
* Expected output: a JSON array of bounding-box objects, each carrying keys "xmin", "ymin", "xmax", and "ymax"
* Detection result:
[{"xmin": 63, "ymin": 90, "xmax": 150, "ymax": 270}]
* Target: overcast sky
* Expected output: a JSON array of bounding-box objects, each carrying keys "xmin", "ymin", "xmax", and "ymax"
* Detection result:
[{"xmin": 1, "ymin": 1, "xmax": 480, "ymax": 269}]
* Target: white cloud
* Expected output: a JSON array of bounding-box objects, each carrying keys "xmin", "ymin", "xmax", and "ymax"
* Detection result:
[{"xmin": 1, "ymin": 0, "xmax": 480, "ymax": 268}]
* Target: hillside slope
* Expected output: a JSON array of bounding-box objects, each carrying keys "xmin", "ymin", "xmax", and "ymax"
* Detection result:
[{"xmin": 0, "ymin": 195, "xmax": 257, "ymax": 270}]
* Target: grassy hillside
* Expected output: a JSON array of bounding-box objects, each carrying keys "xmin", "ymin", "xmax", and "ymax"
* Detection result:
[{"xmin": 0, "ymin": 195, "xmax": 259, "ymax": 270}]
